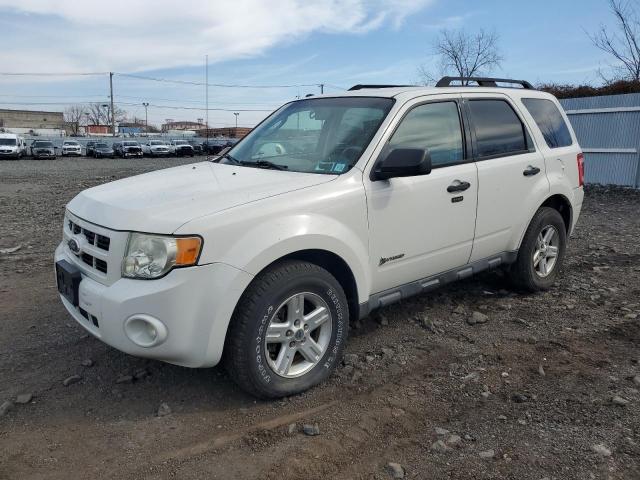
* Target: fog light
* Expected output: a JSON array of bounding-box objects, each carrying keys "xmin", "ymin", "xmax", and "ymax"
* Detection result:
[{"xmin": 124, "ymin": 314, "xmax": 168, "ymax": 348}]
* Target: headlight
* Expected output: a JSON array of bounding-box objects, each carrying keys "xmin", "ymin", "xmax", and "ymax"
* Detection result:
[{"xmin": 122, "ymin": 233, "xmax": 202, "ymax": 279}]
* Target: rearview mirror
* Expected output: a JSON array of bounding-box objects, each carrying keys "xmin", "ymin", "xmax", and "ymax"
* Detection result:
[{"xmin": 372, "ymin": 148, "xmax": 432, "ymax": 181}]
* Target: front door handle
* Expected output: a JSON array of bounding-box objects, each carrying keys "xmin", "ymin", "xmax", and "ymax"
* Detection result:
[
  {"xmin": 447, "ymin": 180, "xmax": 471, "ymax": 193},
  {"xmin": 523, "ymin": 165, "xmax": 541, "ymax": 176}
]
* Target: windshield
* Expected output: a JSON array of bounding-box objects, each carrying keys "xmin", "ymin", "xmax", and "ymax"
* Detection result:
[
  {"xmin": 0, "ymin": 138, "xmax": 16, "ymax": 146},
  {"xmin": 64, "ymin": 142, "xmax": 78, "ymax": 146},
  {"xmin": 150, "ymin": 141, "xmax": 165, "ymax": 145},
  {"xmin": 96, "ymin": 143, "xmax": 109, "ymax": 148},
  {"xmin": 123, "ymin": 142, "xmax": 138, "ymax": 146},
  {"xmin": 174, "ymin": 140, "xmax": 188, "ymax": 145},
  {"xmin": 224, "ymin": 97, "xmax": 393, "ymax": 174},
  {"xmin": 34, "ymin": 141, "xmax": 53, "ymax": 147}
]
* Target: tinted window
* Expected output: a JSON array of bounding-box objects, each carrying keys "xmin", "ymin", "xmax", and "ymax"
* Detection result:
[
  {"xmin": 522, "ymin": 98, "xmax": 572, "ymax": 148},
  {"xmin": 468, "ymin": 100, "xmax": 527, "ymax": 158},
  {"xmin": 388, "ymin": 101, "xmax": 464, "ymax": 167}
]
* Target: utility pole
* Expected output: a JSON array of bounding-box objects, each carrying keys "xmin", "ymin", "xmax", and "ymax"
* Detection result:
[
  {"xmin": 142, "ymin": 102, "xmax": 149, "ymax": 132},
  {"xmin": 205, "ymin": 55, "xmax": 209, "ymax": 144},
  {"xmin": 319, "ymin": 83, "xmax": 324, "ymax": 94},
  {"xmin": 109, "ymin": 72, "xmax": 116, "ymax": 136},
  {"xmin": 234, "ymin": 112, "xmax": 239, "ymax": 130}
]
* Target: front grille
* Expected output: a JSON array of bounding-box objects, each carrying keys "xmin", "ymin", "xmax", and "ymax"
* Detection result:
[
  {"xmin": 79, "ymin": 307, "xmax": 99, "ymax": 327},
  {"xmin": 80, "ymin": 251, "xmax": 108, "ymax": 274},
  {"xmin": 69, "ymin": 220, "xmax": 110, "ymax": 252}
]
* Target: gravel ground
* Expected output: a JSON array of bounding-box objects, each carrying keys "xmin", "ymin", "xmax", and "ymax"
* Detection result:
[{"xmin": 1, "ymin": 157, "xmax": 639, "ymax": 479}]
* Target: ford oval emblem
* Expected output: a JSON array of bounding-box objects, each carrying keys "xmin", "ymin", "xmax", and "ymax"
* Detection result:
[{"xmin": 68, "ymin": 238, "xmax": 81, "ymax": 254}]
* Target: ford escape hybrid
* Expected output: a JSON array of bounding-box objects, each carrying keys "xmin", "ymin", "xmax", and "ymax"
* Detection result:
[{"xmin": 55, "ymin": 77, "xmax": 584, "ymax": 398}]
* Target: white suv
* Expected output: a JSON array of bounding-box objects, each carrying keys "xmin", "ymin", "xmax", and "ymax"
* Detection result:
[{"xmin": 55, "ymin": 77, "xmax": 584, "ymax": 398}]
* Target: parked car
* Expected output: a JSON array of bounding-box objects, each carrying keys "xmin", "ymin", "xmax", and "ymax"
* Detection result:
[
  {"xmin": 188, "ymin": 140, "xmax": 203, "ymax": 154},
  {"xmin": 169, "ymin": 139, "xmax": 195, "ymax": 157},
  {"xmin": 0, "ymin": 133, "xmax": 26, "ymax": 159},
  {"xmin": 30, "ymin": 140, "xmax": 56, "ymax": 159},
  {"xmin": 93, "ymin": 142, "xmax": 114, "ymax": 158},
  {"xmin": 61, "ymin": 140, "xmax": 82, "ymax": 157},
  {"xmin": 142, "ymin": 140, "xmax": 170, "ymax": 157},
  {"xmin": 85, "ymin": 141, "xmax": 97, "ymax": 157},
  {"xmin": 114, "ymin": 141, "xmax": 143, "ymax": 158},
  {"xmin": 55, "ymin": 77, "xmax": 584, "ymax": 398},
  {"xmin": 202, "ymin": 138, "xmax": 233, "ymax": 155}
]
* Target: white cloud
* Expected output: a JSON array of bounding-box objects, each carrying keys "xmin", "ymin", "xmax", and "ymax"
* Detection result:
[{"xmin": 0, "ymin": 0, "xmax": 434, "ymax": 72}]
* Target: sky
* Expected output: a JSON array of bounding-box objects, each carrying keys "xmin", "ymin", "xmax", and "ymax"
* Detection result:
[{"xmin": 0, "ymin": 0, "xmax": 625, "ymax": 129}]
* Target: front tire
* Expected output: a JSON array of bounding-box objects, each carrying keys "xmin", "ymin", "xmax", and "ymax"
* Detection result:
[
  {"xmin": 224, "ymin": 260, "xmax": 349, "ymax": 398},
  {"xmin": 508, "ymin": 207, "xmax": 567, "ymax": 292}
]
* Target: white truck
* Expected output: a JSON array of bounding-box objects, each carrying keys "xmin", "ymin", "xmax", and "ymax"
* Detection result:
[
  {"xmin": 0, "ymin": 133, "xmax": 26, "ymax": 159},
  {"xmin": 55, "ymin": 77, "xmax": 584, "ymax": 398}
]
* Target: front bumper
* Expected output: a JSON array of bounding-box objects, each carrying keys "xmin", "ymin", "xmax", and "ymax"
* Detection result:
[
  {"xmin": 123, "ymin": 150, "xmax": 143, "ymax": 157},
  {"xmin": 55, "ymin": 243, "xmax": 253, "ymax": 367},
  {"xmin": 63, "ymin": 149, "xmax": 82, "ymax": 156},
  {"xmin": 0, "ymin": 151, "xmax": 20, "ymax": 159}
]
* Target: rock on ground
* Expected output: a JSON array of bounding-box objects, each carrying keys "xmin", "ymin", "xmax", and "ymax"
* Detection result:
[
  {"xmin": 157, "ymin": 403, "xmax": 172, "ymax": 417},
  {"xmin": 62, "ymin": 375, "xmax": 82, "ymax": 387},
  {"xmin": 386, "ymin": 462, "xmax": 405, "ymax": 479},
  {"xmin": 591, "ymin": 444, "xmax": 612, "ymax": 457},
  {"xmin": 303, "ymin": 424, "xmax": 320, "ymax": 436}
]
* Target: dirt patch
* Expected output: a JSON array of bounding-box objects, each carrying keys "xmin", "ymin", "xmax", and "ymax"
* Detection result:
[{"xmin": 0, "ymin": 159, "xmax": 639, "ymax": 479}]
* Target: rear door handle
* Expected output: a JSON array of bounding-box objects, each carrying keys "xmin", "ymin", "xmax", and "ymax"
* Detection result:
[
  {"xmin": 447, "ymin": 180, "xmax": 471, "ymax": 193},
  {"xmin": 523, "ymin": 166, "xmax": 541, "ymax": 176}
]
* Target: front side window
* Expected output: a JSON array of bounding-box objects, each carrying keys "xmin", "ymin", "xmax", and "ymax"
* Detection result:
[
  {"xmin": 387, "ymin": 101, "xmax": 464, "ymax": 168},
  {"xmin": 224, "ymin": 97, "xmax": 394, "ymax": 174},
  {"xmin": 468, "ymin": 99, "xmax": 528, "ymax": 158},
  {"xmin": 522, "ymin": 98, "xmax": 573, "ymax": 148}
]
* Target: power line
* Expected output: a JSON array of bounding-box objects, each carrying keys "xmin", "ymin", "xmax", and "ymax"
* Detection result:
[
  {"xmin": 0, "ymin": 100, "xmax": 272, "ymax": 112},
  {"xmin": 0, "ymin": 72, "xmax": 107, "ymax": 76},
  {"xmin": 117, "ymin": 101, "xmax": 272, "ymax": 112},
  {"xmin": 114, "ymin": 72, "xmax": 320, "ymax": 89}
]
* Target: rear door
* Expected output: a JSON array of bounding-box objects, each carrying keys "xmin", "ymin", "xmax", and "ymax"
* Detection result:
[{"xmin": 463, "ymin": 94, "xmax": 549, "ymax": 262}]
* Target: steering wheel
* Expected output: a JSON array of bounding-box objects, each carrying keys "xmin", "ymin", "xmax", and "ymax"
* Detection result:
[
  {"xmin": 256, "ymin": 142, "xmax": 287, "ymax": 157},
  {"xmin": 340, "ymin": 146, "xmax": 363, "ymax": 163}
]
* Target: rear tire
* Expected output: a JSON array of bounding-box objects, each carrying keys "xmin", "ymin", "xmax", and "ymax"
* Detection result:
[
  {"xmin": 508, "ymin": 207, "xmax": 567, "ymax": 292},
  {"xmin": 224, "ymin": 260, "xmax": 349, "ymax": 398}
]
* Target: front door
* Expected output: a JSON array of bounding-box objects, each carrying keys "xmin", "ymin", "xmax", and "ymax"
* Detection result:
[{"xmin": 366, "ymin": 98, "xmax": 478, "ymax": 294}]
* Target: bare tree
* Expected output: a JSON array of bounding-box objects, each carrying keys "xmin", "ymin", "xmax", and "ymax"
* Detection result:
[
  {"xmin": 86, "ymin": 103, "xmax": 128, "ymax": 126},
  {"xmin": 589, "ymin": 0, "xmax": 640, "ymax": 82},
  {"xmin": 419, "ymin": 29, "xmax": 503, "ymax": 85},
  {"xmin": 64, "ymin": 104, "xmax": 86, "ymax": 135}
]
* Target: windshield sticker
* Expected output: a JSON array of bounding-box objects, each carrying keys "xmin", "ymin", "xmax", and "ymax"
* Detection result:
[{"xmin": 333, "ymin": 163, "xmax": 346, "ymax": 173}]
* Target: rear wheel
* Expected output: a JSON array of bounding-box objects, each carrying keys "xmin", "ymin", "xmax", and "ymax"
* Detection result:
[
  {"xmin": 508, "ymin": 207, "xmax": 567, "ymax": 292},
  {"xmin": 224, "ymin": 260, "xmax": 349, "ymax": 398}
]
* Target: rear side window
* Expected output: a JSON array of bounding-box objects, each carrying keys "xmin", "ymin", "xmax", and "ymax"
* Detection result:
[
  {"xmin": 468, "ymin": 100, "xmax": 528, "ymax": 158},
  {"xmin": 522, "ymin": 98, "xmax": 573, "ymax": 148},
  {"xmin": 388, "ymin": 101, "xmax": 464, "ymax": 168}
]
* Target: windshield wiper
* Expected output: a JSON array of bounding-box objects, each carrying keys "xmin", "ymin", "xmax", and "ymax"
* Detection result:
[
  {"xmin": 252, "ymin": 160, "xmax": 288, "ymax": 170},
  {"xmin": 218, "ymin": 154, "xmax": 288, "ymax": 171},
  {"xmin": 218, "ymin": 152, "xmax": 241, "ymax": 165}
]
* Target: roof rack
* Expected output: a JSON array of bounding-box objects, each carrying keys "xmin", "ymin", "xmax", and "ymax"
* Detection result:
[
  {"xmin": 348, "ymin": 84, "xmax": 414, "ymax": 91},
  {"xmin": 435, "ymin": 76, "xmax": 534, "ymax": 89}
]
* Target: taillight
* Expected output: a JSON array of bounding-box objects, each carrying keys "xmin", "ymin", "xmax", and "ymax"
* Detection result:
[{"xmin": 577, "ymin": 152, "xmax": 585, "ymax": 187}]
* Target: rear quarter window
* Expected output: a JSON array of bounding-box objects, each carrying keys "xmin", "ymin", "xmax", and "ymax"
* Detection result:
[{"xmin": 522, "ymin": 98, "xmax": 573, "ymax": 148}]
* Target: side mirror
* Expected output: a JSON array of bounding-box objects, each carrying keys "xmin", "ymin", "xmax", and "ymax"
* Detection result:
[{"xmin": 372, "ymin": 148, "xmax": 432, "ymax": 181}]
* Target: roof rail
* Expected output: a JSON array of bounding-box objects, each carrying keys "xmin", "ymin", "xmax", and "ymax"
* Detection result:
[
  {"xmin": 348, "ymin": 84, "xmax": 414, "ymax": 91},
  {"xmin": 435, "ymin": 76, "xmax": 534, "ymax": 89}
]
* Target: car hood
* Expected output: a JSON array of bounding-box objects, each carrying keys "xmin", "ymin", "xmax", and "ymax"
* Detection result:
[{"xmin": 67, "ymin": 162, "xmax": 336, "ymax": 233}]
